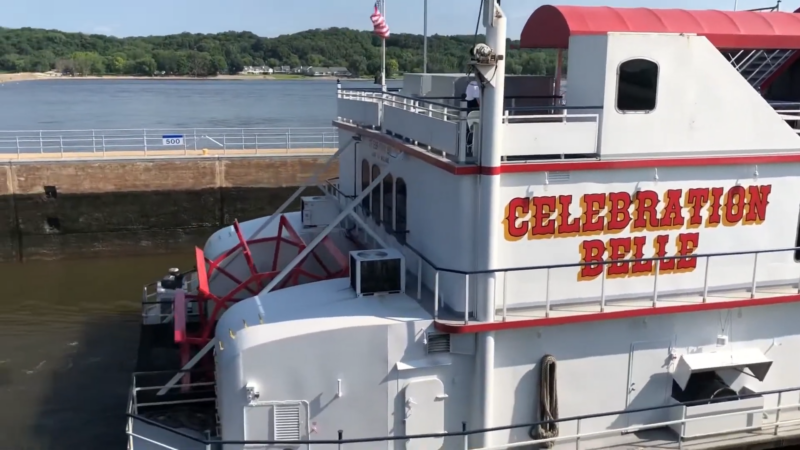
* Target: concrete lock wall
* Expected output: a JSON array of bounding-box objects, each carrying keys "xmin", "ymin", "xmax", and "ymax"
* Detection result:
[{"xmin": 0, "ymin": 156, "xmax": 338, "ymax": 261}]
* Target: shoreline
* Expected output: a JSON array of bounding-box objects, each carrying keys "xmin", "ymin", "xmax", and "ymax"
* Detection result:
[{"xmin": 0, "ymin": 72, "xmax": 368, "ymax": 83}]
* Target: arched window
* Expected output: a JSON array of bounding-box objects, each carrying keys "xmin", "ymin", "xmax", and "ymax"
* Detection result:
[
  {"xmin": 371, "ymin": 164, "xmax": 381, "ymax": 224},
  {"xmin": 361, "ymin": 159, "xmax": 370, "ymax": 215},
  {"xmin": 383, "ymin": 174, "xmax": 394, "ymax": 233},
  {"xmin": 616, "ymin": 59, "xmax": 659, "ymax": 113},
  {"xmin": 395, "ymin": 178, "xmax": 407, "ymax": 244}
]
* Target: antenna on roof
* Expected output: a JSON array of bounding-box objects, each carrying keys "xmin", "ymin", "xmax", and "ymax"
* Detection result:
[{"xmin": 733, "ymin": 0, "xmax": 738, "ymax": 10}]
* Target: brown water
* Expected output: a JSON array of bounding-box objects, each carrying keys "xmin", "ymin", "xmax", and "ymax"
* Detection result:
[{"xmin": 0, "ymin": 253, "xmax": 194, "ymax": 450}]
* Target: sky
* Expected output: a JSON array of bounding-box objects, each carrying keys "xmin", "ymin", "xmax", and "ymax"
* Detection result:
[{"xmin": 2, "ymin": 0, "xmax": 800, "ymax": 39}]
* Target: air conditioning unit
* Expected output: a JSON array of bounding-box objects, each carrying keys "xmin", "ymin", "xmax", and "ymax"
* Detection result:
[
  {"xmin": 301, "ymin": 196, "xmax": 339, "ymax": 228},
  {"xmin": 349, "ymin": 248, "xmax": 406, "ymax": 297}
]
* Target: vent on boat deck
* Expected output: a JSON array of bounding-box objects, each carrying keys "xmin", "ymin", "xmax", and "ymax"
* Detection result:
[
  {"xmin": 426, "ymin": 332, "xmax": 451, "ymax": 354},
  {"xmin": 273, "ymin": 404, "xmax": 302, "ymax": 441},
  {"xmin": 349, "ymin": 248, "xmax": 406, "ymax": 297},
  {"xmin": 546, "ymin": 171, "xmax": 570, "ymax": 184}
]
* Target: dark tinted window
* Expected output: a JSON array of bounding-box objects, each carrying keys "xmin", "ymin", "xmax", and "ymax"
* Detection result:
[
  {"xmin": 361, "ymin": 159, "xmax": 370, "ymax": 215},
  {"xmin": 617, "ymin": 59, "xmax": 659, "ymax": 112},
  {"xmin": 383, "ymin": 174, "xmax": 394, "ymax": 233},
  {"xmin": 371, "ymin": 165, "xmax": 381, "ymax": 224},
  {"xmin": 395, "ymin": 178, "xmax": 407, "ymax": 244}
]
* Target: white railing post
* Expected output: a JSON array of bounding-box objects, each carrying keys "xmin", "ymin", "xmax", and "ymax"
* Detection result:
[
  {"xmin": 15, "ymin": 136, "xmax": 20, "ymax": 156},
  {"xmin": 286, "ymin": 132, "xmax": 290, "ymax": 152},
  {"xmin": 545, "ymin": 268, "xmax": 551, "ymax": 318},
  {"xmin": 39, "ymin": 130, "xmax": 43, "ymax": 153},
  {"xmin": 600, "ymin": 268, "xmax": 607, "ymax": 312},
  {"xmin": 143, "ymin": 129, "xmax": 147, "ymax": 154},
  {"xmin": 417, "ymin": 258, "xmax": 423, "ymax": 300},
  {"xmin": 575, "ymin": 418, "xmax": 581, "ymax": 450},
  {"xmin": 464, "ymin": 274, "xmax": 470, "ymax": 324},
  {"xmin": 59, "ymin": 135, "xmax": 64, "ymax": 156},
  {"xmin": 241, "ymin": 128, "xmax": 245, "ymax": 150},
  {"xmin": 775, "ymin": 391, "xmax": 783, "ymax": 435},
  {"xmin": 652, "ymin": 260, "xmax": 660, "ymax": 307},
  {"xmin": 102, "ymin": 134, "xmax": 106, "ymax": 156},
  {"xmin": 502, "ymin": 271, "xmax": 508, "ymax": 322},
  {"xmin": 750, "ymin": 253, "xmax": 759, "ymax": 298},
  {"xmin": 703, "ymin": 256, "xmax": 710, "ymax": 302},
  {"xmin": 434, "ymin": 271, "xmax": 439, "ymax": 320},
  {"xmin": 223, "ymin": 133, "xmax": 227, "ymax": 153},
  {"xmin": 193, "ymin": 129, "xmax": 198, "ymax": 151},
  {"xmin": 92, "ymin": 129, "xmax": 96, "ymax": 153}
]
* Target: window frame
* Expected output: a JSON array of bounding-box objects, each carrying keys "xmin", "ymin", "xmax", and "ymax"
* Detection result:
[{"xmin": 615, "ymin": 57, "xmax": 660, "ymax": 114}]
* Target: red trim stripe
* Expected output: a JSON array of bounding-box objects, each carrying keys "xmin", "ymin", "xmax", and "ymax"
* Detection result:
[{"xmin": 435, "ymin": 293, "xmax": 800, "ymax": 334}]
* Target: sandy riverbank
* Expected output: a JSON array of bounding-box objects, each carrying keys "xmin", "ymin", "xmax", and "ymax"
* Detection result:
[{"xmin": 0, "ymin": 72, "xmax": 358, "ymax": 83}]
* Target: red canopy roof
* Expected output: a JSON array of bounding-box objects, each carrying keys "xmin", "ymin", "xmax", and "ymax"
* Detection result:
[{"xmin": 520, "ymin": 6, "xmax": 800, "ymax": 50}]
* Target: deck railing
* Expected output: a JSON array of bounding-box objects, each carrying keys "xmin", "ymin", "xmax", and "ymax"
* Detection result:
[
  {"xmin": 126, "ymin": 380, "xmax": 800, "ymax": 449},
  {"xmin": 0, "ymin": 127, "xmax": 338, "ymax": 157},
  {"xmin": 403, "ymin": 243, "xmax": 800, "ymax": 325},
  {"xmin": 337, "ymin": 88, "xmax": 604, "ymax": 162}
]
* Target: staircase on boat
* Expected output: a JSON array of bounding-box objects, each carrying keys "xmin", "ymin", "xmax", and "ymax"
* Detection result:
[{"xmin": 725, "ymin": 49, "xmax": 795, "ymax": 91}]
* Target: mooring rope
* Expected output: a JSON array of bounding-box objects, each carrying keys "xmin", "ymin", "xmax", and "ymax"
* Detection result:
[{"xmin": 530, "ymin": 354, "xmax": 559, "ymax": 447}]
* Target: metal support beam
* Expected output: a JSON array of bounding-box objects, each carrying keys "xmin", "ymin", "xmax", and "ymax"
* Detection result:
[
  {"xmin": 246, "ymin": 137, "xmax": 354, "ymax": 241},
  {"xmin": 156, "ymin": 338, "xmax": 217, "ymax": 396},
  {"xmin": 252, "ymin": 156, "xmax": 401, "ymax": 320}
]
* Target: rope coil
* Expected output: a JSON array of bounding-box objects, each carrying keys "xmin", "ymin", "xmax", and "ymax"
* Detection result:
[{"xmin": 530, "ymin": 354, "xmax": 559, "ymax": 447}]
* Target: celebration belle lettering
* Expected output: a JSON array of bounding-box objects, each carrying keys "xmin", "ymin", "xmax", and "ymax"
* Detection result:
[{"xmin": 502, "ymin": 185, "xmax": 772, "ymax": 280}]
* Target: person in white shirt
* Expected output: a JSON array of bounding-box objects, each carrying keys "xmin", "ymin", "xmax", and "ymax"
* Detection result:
[{"xmin": 464, "ymin": 79, "xmax": 481, "ymax": 109}]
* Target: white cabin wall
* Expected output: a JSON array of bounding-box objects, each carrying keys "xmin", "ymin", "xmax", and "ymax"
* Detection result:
[
  {"xmin": 599, "ymin": 33, "xmax": 800, "ymax": 158},
  {"xmin": 356, "ymin": 139, "xmax": 478, "ymax": 314},
  {"xmin": 492, "ymin": 302, "xmax": 800, "ymax": 448},
  {"xmin": 496, "ymin": 163, "xmax": 800, "ymax": 310},
  {"xmin": 387, "ymin": 321, "xmax": 474, "ymax": 449},
  {"xmin": 229, "ymin": 323, "xmax": 390, "ymax": 448},
  {"xmin": 564, "ymin": 35, "xmax": 608, "ymax": 108}
]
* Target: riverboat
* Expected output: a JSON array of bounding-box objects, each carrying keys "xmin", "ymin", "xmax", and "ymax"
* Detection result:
[{"xmin": 127, "ymin": 1, "xmax": 800, "ymax": 449}]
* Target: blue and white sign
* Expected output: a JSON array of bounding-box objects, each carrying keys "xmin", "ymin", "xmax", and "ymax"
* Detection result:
[{"xmin": 162, "ymin": 134, "xmax": 184, "ymax": 146}]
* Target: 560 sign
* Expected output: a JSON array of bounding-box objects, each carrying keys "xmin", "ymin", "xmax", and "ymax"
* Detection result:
[{"xmin": 161, "ymin": 135, "xmax": 184, "ymax": 146}]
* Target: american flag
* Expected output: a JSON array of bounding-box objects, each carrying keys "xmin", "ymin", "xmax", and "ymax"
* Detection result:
[{"xmin": 371, "ymin": 1, "xmax": 390, "ymax": 39}]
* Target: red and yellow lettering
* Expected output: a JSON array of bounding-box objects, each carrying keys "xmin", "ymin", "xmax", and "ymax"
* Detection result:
[
  {"xmin": 685, "ymin": 188, "xmax": 709, "ymax": 229},
  {"xmin": 653, "ymin": 234, "xmax": 674, "ymax": 272},
  {"xmin": 581, "ymin": 193, "xmax": 606, "ymax": 234},
  {"xmin": 606, "ymin": 237, "xmax": 631, "ymax": 278},
  {"xmin": 632, "ymin": 190, "xmax": 660, "ymax": 232},
  {"xmin": 744, "ymin": 185, "xmax": 772, "ymax": 225},
  {"xmin": 606, "ymin": 192, "xmax": 632, "ymax": 232},
  {"xmin": 675, "ymin": 232, "xmax": 699, "ymax": 271},
  {"xmin": 579, "ymin": 239, "xmax": 605, "ymax": 280},
  {"xmin": 706, "ymin": 187, "xmax": 724, "ymax": 227},
  {"xmin": 723, "ymin": 185, "xmax": 746, "ymax": 226},
  {"xmin": 556, "ymin": 195, "xmax": 580, "ymax": 237},
  {"xmin": 530, "ymin": 196, "xmax": 557, "ymax": 238},
  {"xmin": 659, "ymin": 189, "xmax": 685, "ymax": 229},
  {"xmin": 503, "ymin": 197, "xmax": 530, "ymax": 241},
  {"xmin": 630, "ymin": 236, "xmax": 653, "ymax": 275}
]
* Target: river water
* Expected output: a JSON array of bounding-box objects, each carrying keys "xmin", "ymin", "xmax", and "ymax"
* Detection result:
[{"xmin": 0, "ymin": 79, "xmax": 399, "ymax": 449}]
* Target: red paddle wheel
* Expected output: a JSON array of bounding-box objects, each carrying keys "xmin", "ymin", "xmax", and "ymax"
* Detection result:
[{"xmin": 173, "ymin": 216, "xmax": 349, "ymax": 376}]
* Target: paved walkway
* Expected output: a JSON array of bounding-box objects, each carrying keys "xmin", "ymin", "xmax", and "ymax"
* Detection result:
[{"xmin": 1, "ymin": 148, "xmax": 335, "ymax": 161}]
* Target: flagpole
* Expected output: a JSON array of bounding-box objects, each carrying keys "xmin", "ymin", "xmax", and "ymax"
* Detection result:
[
  {"xmin": 423, "ymin": 0, "xmax": 428, "ymax": 73},
  {"xmin": 381, "ymin": 0, "xmax": 387, "ymax": 91}
]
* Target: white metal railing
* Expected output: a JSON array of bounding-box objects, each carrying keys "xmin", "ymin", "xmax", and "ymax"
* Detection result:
[
  {"xmin": 773, "ymin": 110, "xmax": 800, "ymax": 134},
  {"xmin": 338, "ymin": 89, "xmax": 476, "ymax": 163},
  {"xmin": 403, "ymin": 244, "xmax": 800, "ymax": 325},
  {"xmin": 0, "ymin": 127, "xmax": 338, "ymax": 157}
]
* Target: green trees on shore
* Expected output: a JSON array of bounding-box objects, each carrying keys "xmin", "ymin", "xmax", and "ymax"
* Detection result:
[{"xmin": 0, "ymin": 26, "xmax": 561, "ymax": 77}]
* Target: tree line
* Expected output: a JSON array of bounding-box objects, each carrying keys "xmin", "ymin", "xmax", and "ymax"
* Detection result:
[{"xmin": 0, "ymin": 26, "xmax": 562, "ymax": 77}]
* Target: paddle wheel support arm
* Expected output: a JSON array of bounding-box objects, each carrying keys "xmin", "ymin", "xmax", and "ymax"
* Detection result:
[
  {"xmin": 246, "ymin": 137, "xmax": 355, "ymax": 241},
  {"xmin": 258, "ymin": 155, "xmax": 399, "ymax": 300}
]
